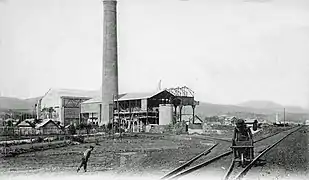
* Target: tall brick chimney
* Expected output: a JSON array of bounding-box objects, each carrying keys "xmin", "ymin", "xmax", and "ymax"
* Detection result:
[{"xmin": 101, "ymin": 0, "xmax": 118, "ymax": 126}]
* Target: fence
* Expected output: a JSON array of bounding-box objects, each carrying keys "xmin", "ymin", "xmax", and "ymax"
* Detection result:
[
  {"xmin": 0, "ymin": 126, "xmax": 107, "ymax": 142},
  {"xmin": 0, "ymin": 126, "xmax": 108, "ymax": 157},
  {"xmin": 0, "ymin": 127, "xmax": 65, "ymax": 136}
]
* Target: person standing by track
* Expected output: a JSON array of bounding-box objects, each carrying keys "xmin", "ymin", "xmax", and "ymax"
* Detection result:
[{"xmin": 77, "ymin": 145, "xmax": 94, "ymax": 172}]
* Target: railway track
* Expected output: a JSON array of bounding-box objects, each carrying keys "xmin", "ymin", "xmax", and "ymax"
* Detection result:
[
  {"xmin": 161, "ymin": 143, "xmax": 219, "ymax": 179},
  {"xmin": 161, "ymin": 125, "xmax": 303, "ymax": 180},
  {"xmin": 224, "ymin": 125, "xmax": 303, "ymax": 180}
]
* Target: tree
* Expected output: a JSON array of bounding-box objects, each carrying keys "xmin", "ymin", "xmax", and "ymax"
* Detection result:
[
  {"xmin": 77, "ymin": 123, "xmax": 93, "ymax": 134},
  {"xmin": 48, "ymin": 107, "xmax": 55, "ymax": 118},
  {"xmin": 68, "ymin": 124, "xmax": 76, "ymax": 135},
  {"xmin": 6, "ymin": 120, "xmax": 13, "ymax": 127},
  {"xmin": 41, "ymin": 107, "xmax": 55, "ymax": 119},
  {"xmin": 85, "ymin": 123, "xmax": 92, "ymax": 134},
  {"xmin": 4, "ymin": 113, "xmax": 11, "ymax": 119}
]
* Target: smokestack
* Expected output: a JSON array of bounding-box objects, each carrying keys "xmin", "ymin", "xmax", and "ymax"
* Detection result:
[{"xmin": 101, "ymin": 0, "xmax": 118, "ymax": 126}]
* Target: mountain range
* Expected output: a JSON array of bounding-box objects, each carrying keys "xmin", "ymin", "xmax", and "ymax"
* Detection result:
[
  {"xmin": 0, "ymin": 96, "xmax": 41, "ymax": 113},
  {"xmin": 185, "ymin": 101, "xmax": 308, "ymax": 123},
  {"xmin": 237, "ymin": 100, "xmax": 307, "ymax": 113}
]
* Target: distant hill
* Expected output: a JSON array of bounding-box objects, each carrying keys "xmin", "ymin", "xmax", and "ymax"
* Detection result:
[
  {"xmin": 0, "ymin": 97, "xmax": 29, "ymax": 110},
  {"xmin": 238, "ymin": 100, "xmax": 282, "ymax": 109},
  {"xmin": 0, "ymin": 96, "xmax": 41, "ymax": 113},
  {"xmin": 192, "ymin": 102, "xmax": 274, "ymax": 117},
  {"xmin": 238, "ymin": 100, "xmax": 308, "ymax": 114},
  {"xmin": 183, "ymin": 101, "xmax": 309, "ymax": 124},
  {"xmin": 24, "ymin": 97, "xmax": 42, "ymax": 106}
]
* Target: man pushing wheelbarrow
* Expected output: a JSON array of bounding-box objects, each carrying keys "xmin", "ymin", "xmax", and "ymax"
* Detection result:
[{"xmin": 231, "ymin": 119, "xmax": 254, "ymax": 167}]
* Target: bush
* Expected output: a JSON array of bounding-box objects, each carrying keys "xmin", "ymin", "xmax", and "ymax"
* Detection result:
[
  {"xmin": 173, "ymin": 121, "xmax": 187, "ymax": 135},
  {"xmin": 106, "ymin": 122, "xmax": 113, "ymax": 131},
  {"xmin": 162, "ymin": 122, "xmax": 187, "ymax": 134},
  {"xmin": 37, "ymin": 137, "xmax": 44, "ymax": 143},
  {"xmin": 68, "ymin": 125, "xmax": 76, "ymax": 135},
  {"xmin": 71, "ymin": 136, "xmax": 84, "ymax": 143}
]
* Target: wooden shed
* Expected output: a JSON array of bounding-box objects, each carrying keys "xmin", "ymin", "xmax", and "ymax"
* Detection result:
[{"xmin": 35, "ymin": 119, "xmax": 61, "ymax": 135}]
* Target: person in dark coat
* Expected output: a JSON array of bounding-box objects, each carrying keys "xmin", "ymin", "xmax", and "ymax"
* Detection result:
[
  {"xmin": 233, "ymin": 119, "xmax": 252, "ymax": 142},
  {"xmin": 77, "ymin": 145, "xmax": 94, "ymax": 172},
  {"xmin": 232, "ymin": 119, "xmax": 253, "ymax": 160}
]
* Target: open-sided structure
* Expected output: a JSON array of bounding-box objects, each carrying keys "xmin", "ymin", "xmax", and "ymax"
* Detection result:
[{"xmin": 81, "ymin": 86, "xmax": 199, "ymax": 130}]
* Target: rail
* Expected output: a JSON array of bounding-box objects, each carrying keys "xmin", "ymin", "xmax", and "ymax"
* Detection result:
[
  {"xmin": 161, "ymin": 143, "xmax": 218, "ymax": 179},
  {"xmin": 231, "ymin": 125, "xmax": 304, "ymax": 180},
  {"xmin": 169, "ymin": 150, "xmax": 233, "ymax": 180},
  {"xmin": 163, "ymin": 125, "xmax": 301, "ymax": 180},
  {"xmin": 194, "ymin": 126, "xmax": 294, "ymax": 144}
]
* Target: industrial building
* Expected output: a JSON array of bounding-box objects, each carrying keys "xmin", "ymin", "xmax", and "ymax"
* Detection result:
[
  {"xmin": 81, "ymin": 90, "xmax": 174, "ymax": 126},
  {"xmin": 37, "ymin": 88, "xmax": 99, "ymax": 126},
  {"xmin": 81, "ymin": 86, "xmax": 199, "ymax": 131},
  {"xmin": 35, "ymin": 86, "xmax": 199, "ymax": 130}
]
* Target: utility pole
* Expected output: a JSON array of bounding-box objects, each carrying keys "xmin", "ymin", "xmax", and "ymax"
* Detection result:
[
  {"xmin": 112, "ymin": 94, "xmax": 115, "ymax": 138},
  {"xmin": 283, "ymin": 108, "xmax": 286, "ymax": 127}
]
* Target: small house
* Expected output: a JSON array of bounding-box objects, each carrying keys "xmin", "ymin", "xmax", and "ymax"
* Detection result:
[
  {"xmin": 17, "ymin": 121, "xmax": 34, "ymax": 135},
  {"xmin": 35, "ymin": 119, "xmax": 61, "ymax": 135}
]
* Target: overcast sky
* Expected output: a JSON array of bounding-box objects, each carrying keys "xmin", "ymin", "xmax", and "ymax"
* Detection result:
[{"xmin": 0, "ymin": 0, "xmax": 308, "ymax": 108}]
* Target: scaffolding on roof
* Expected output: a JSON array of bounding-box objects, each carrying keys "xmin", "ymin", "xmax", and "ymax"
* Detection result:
[{"xmin": 165, "ymin": 86, "xmax": 195, "ymax": 97}]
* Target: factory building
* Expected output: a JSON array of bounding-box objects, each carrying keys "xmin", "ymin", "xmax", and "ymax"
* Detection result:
[
  {"xmin": 81, "ymin": 86, "xmax": 199, "ymax": 130},
  {"xmin": 82, "ymin": 90, "xmax": 174, "ymax": 126},
  {"xmin": 36, "ymin": 86, "xmax": 198, "ymax": 130},
  {"xmin": 37, "ymin": 88, "xmax": 99, "ymax": 126}
]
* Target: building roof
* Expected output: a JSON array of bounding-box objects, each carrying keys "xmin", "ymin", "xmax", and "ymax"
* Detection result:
[
  {"xmin": 245, "ymin": 119, "xmax": 258, "ymax": 123},
  {"xmin": 40, "ymin": 88, "xmax": 100, "ymax": 108},
  {"xmin": 81, "ymin": 96, "xmax": 102, "ymax": 104},
  {"xmin": 17, "ymin": 121, "xmax": 32, "ymax": 127},
  {"xmin": 24, "ymin": 118, "xmax": 35, "ymax": 123},
  {"xmin": 35, "ymin": 119, "xmax": 59, "ymax": 128},
  {"xmin": 51, "ymin": 88, "xmax": 99, "ymax": 98},
  {"xmin": 118, "ymin": 92, "xmax": 157, "ymax": 101},
  {"xmin": 82, "ymin": 90, "xmax": 168, "ymax": 104}
]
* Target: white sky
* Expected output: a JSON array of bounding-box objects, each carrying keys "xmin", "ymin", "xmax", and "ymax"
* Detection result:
[{"xmin": 0, "ymin": 0, "xmax": 309, "ymax": 108}]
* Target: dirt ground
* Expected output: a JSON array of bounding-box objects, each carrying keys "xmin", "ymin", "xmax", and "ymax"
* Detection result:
[{"xmin": 0, "ymin": 134, "xmax": 215, "ymax": 179}]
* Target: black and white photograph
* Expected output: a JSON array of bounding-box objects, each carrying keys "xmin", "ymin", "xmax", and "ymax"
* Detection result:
[{"xmin": 0, "ymin": 0, "xmax": 308, "ymax": 180}]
